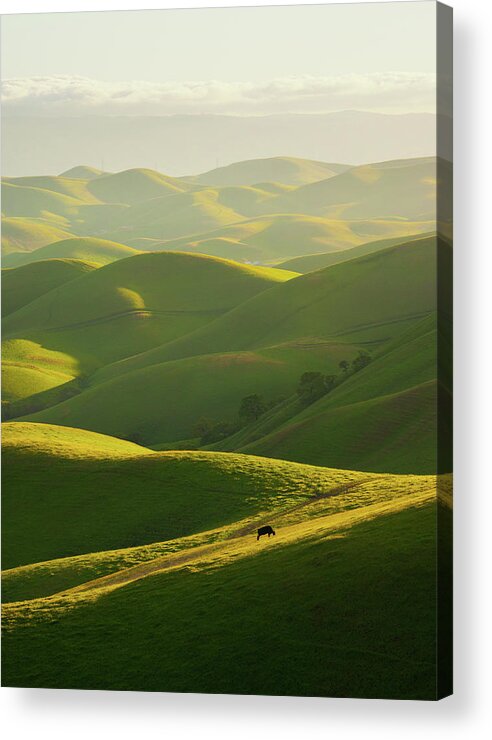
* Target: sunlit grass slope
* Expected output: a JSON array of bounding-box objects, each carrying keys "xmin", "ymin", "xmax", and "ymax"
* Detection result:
[
  {"xmin": 123, "ymin": 236, "xmax": 440, "ymax": 371},
  {"xmin": 216, "ymin": 314, "xmax": 449, "ymax": 474},
  {"xmin": 86, "ymin": 168, "xmax": 190, "ymax": 204},
  {"xmin": 1, "ymin": 181, "xmax": 85, "ymax": 218},
  {"xmin": 1, "ymin": 217, "xmax": 74, "ymax": 256},
  {"xmin": 275, "ymin": 157, "xmax": 449, "ymax": 221},
  {"xmin": 107, "ymin": 188, "xmax": 247, "ymax": 243},
  {"xmin": 3, "ymin": 469, "xmax": 444, "ymax": 602},
  {"xmin": 3, "ymin": 420, "xmax": 375, "ymax": 568},
  {"xmin": 159, "ymin": 214, "xmax": 433, "ymax": 264},
  {"xmin": 192, "ymin": 156, "xmax": 350, "ymax": 187},
  {"xmin": 3, "ymin": 252, "xmax": 296, "ymax": 370},
  {"xmin": 2, "ymin": 340, "xmax": 80, "ymax": 403},
  {"xmin": 2, "ymin": 259, "xmax": 97, "ymax": 316},
  {"xmin": 2, "ymin": 237, "xmax": 140, "ymax": 268},
  {"xmin": 278, "ymin": 232, "xmax": 434, "ymax": 273},
  {"xmin": 2, "ymin": 494, "xmax": 449, "ymax": 699},
  {"xmin": 3, "ymin": 175, "xmax": 101, "ymax": 204},
  {"xmin": 24, "ymin": 341, "xmax": 359, "ymax": 444}
]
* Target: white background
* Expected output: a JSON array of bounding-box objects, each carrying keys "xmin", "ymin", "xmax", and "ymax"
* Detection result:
[{"xmin": 1, "ymin": 0, "xmax": 491, "ymax": 737}]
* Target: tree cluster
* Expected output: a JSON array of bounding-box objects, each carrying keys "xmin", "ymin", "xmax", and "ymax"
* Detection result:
[
  {"xmin": 298, "ymin": 351, "xmax": 373, "ymax": 406},
  {"xmin": 191, "ymin": 350, "xmax": 373, "ymax": 444}
]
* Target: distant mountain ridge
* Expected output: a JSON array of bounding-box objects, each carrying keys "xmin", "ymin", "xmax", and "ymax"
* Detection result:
[{"xmin": 2, "ymin": 111, "xmax": 438, "ymax": 177}]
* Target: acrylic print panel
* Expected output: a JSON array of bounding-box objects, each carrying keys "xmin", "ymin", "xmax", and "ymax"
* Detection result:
[{"xmin": 1, "ymin": 1, "xmax": 452, "ymax": 699}]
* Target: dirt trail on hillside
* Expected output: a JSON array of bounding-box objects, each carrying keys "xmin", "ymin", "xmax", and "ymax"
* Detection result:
[{"xmin": 61, "ymin": 489, "xmax": 434, "ymax": 598}]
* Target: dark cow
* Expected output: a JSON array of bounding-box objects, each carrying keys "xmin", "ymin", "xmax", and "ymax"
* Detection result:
[{"xmin": 257, "ymin": 525, "xmax": 276, "ymax": 541}]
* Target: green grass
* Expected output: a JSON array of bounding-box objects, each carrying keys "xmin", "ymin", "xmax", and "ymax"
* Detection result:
[
  {"xmin": 2, "ymin": 415, "xmax": 448, "ymax": 698},
  {"xmin": 129, "ymin": 236, "xmax": 440, "ymax": 369},
  {"xmin": 243, "ymin": 380, "xmax": 442, "ymax": 474},
  {"xmin": 1, "ymin": 181, "xmax": 85, "ymax": 218},
  {"xmin": 1, "ymin": 155, "xmax": 451, "ymax": 700},
  {"xmin": 2, "ymin": 339, "xmax": 80, "ymax": 403},
  {"xmin": 1, "ymin": 217, "xmax": 74, "ymax": 256},
  {"xmin": 214, "ymin": 313, "xmax": 450, "ymax": 474},
  {"xmin": 2, "ymin": 463, "xmax": 443, "ymax": 602},
  {"xmin": 86, "ymin": 168, "xmax": 191, "ymax": 204},
  {"xmin": 157, "ymin": 214, "xmax": 434, "ymax": 264},
  {"xmin": 23, "ymin": 341, "xmax": 360, "ymax": 444},
  {"xmin": 191, "ymin": 156, "xmax": 350, "ymax": 187},
  {"xmin": 274, "ymin": 157, "xmax": 448, "ymax": 221},
  {"xmin": 3, "ymin": 252, "xmax": 297, "ymax": 375},
  {"xmin": 3, "ymin": 175, "xmax": 102, "ymax": 204},
  {"xmin": 278, "ymin": 232, "xmax": 434, "ymax": 273},
  {"xmin": 2, "ymin": 498, "xmax": 450, "ymax": 699},
  {"xmin": 2, "ymin": 237, "xmax": 140, "ymax": 268},
  {"xmin": 2, "ymin": 258, "xmax": 97, "ymax": 316},
  {"xmin": 2, "ymin": 420, "xmax": 374, "ymax": 569},
  {"xmin": 106, "ymin": 188, "xmax": 247, "ymax": 244}
]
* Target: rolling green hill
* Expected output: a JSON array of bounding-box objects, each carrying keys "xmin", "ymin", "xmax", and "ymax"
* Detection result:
[
  {"xmin": 60, "ymin": 166, "xmax": 106, "ymax": 180},
  {"xmin": 2, "ymin": 237, "xmax": 140, "ymax": 268},
  {"xmin": 192, "ymin": 156, "xmax": 350, "ymax": 187},
  {"xmin": 1, "ymin": 217, "xmax": 75, "ymax": 256},
  {"xmin": 16, "ymin": 239, "xmax": 447, "ymax": 468},
  {"xmin": 22, "ymin": 340, "xmax": 360, "ymax": 445},
  {"xmin": 3, "ymin": 252, "xmax": 297, "ymax": 385},
  {"xmin": 107, "ymin": 188, "xmax": 247, "ymax": 243},
  {"xmin": 2, "ymin": 339, "xmax": 80, "ymax": 403},
  {"xmin": 156, "ymin": 214, "xmax": 432, "ymax": 264},
  {"xmin": 1, "ymin": 153, "xmax": 452, "ymax": 701},
  {"xmin": 114, "ymin": 236, "xmax": 440, "ymax": 376},
  {"xmin": 3, "ymin": 175, "xmax": 101, "ymax": 204},
  {"xmin": 274, "ymin": 157, "xmax": 444, "ymax": 221},
  {"xmin": 1, "ymin": 418, "xmax": 448, "ymax": 699},
  {"xmin": 2, "ymin": 258, "xmax": 97, "ymax": 316},
  {"xmin": 243, "ymin": 380, "xmax": 441, "ymax": 474},
  {"xmin": 1, "ymin": 181, "xmax": 85, "ymax": 218},
  {"xmin": 2, "ymin": 420, "xmax": 372, "ymax": 568},
  {"xmin": 278, "ymin": 232, "xmax": 434, "ymax": 273},
  {"xmin": 86, "ymin": 168, "xmax": 191, "ymax": 204},
  {"xmin": 212, "ymin": 313, "xmax": 451, "ymax": 474}
]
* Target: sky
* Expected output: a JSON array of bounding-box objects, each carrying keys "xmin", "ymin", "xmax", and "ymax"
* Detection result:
[{"xmin": 1, "ymin": 2, "xmax": 437, "ymax": 116}]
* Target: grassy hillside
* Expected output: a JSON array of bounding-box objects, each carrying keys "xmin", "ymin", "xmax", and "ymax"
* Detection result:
[
  {"xmin": 2, "ymin": 482, "xmax": 448, "ymax": 698},
  {"xmin": 211, "ymin": 313, "xmax": 449, "ymax": 474},
  {"xmin": 275, "ymin": 157, "xmax": 443, "ymax": 220},
  {"xmin": 3, "ymin": 420, "xmax": 376, "ymax": 568},
  {"xmin": 1, "ymin": 181, "xmax": 85, "ymax": 218},
  {"xmin": 118, "ymin": 236, "xmax": 440, "ymax": 374},
  {"xmin": 2, "ymin": 259, "xmax": 96, "ymax": 316},
  {"xmin": 160, "ymin": 214, "xmax": 433, "ymax": 264},
  {"xmin": 1, "ymin": 217, "xmax": 74, "ymax": 256},
  {"xmin": 3, "ymin": 252, "xmax": 297, "ymax": 383},
  {"xmin": 278, "ymin": 232, "xmax": 434, "ymax": 273},
  {"xmin": 1, "ymin": 154, "xmax": 451, "ymax": 700},
  {"xmin": 212, "ymin": 312, "xmax": 438, "ymax": 444},
  {"xmin": 3, "ymin": 175, "xmax": 101, "ymax": 204},
  {"xmin": 2, "ymin": 237, "xmax": 139, "ymax": 268},
  {"xmin": 22, "ymin": 341, "xmax": 359, "ymax": 445},
  {"xmin": 87, "ymin": 168, "xmax": 190, "ymax": 204},
  {"xmin": 192, "ymin": 156, "xmax": 350, "ymax": 187},
  {"xmin": 2, "ymin": 339, "xmax": 79, "ymax": 403},
  {"xmin": 243, "ymin": 380, "xmax": 441, "ymax": 474},
  {"xmin": 107, "ymin": 188, "xmax": 247, "ymax": 243}
]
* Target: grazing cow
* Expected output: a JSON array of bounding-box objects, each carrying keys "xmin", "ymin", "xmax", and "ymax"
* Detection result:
[{"xmin": 257, "ymin": 525, "xmax": 276, "ymax": 541}]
